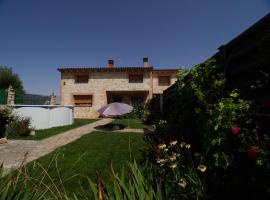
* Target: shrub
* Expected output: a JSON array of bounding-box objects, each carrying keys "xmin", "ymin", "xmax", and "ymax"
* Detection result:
[
  {"xmin": 0, "ymin": 106, "xmax": 12, "ymax": 138},
  {"xmin": 6, "ymin": 115, "xmax": 33, "ymax": 138},
  {"xmin": 123, "ymin": 101, "xmax": 149, "ymax": 120},
  {"xmin": 147, "ymin": 58, "xmax": 270, "ymax": 199}
]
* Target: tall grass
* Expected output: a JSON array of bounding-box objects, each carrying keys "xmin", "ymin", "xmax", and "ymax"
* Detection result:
[
  {"xmin": 1, "ymin": 158, "xmax": 162, "ymax": 200},
  {"xmin": 87, "ymin": 161, "xmax": 163, "ymax": 200},
  {"xmin": 0, "ymin": 156, "xmax": 70, "ymax": 200}
]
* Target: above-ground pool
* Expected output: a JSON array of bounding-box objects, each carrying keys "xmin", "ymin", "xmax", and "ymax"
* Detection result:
[{"xmin": 13, "ymin": 105, "xmax": 74, "ymax": 129}]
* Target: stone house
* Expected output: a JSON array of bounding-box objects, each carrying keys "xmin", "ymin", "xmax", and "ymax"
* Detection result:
[{"xmin": 58, "ymin": 58, "xmax": 178, "ymax": 118}]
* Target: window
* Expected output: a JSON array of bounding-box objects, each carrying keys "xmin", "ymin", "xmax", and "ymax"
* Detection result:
[
  {"xmin": 75, "ymin": 75, "xmax": 89, "ymax": 83},
  {"xmin": 129, "ymin": 74, "xmax": 143, "ymax": 83},
  {"xmin": 73, "ymin": 95, "xmax": 92, "ymax": 106},
  {"xmin": 158, "ymin": 76, "xmax": 170, "ymax": 86}
]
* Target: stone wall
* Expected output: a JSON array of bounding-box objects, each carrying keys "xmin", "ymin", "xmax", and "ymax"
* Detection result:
[
  {"xmin": 152, "ymin": 72, "xmax": 177, "ymax": 94},
  {"xmin": 61, "ymin": 71, "xmax": 152, "ymax": 118}
]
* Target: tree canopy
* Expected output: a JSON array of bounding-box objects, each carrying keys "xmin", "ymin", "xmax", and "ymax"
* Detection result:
[{"xmin": 0, "ymin": 65, "xmax": 24, "ymax": 93}]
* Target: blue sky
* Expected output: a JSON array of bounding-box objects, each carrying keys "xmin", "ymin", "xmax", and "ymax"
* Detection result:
[{"xmin": 0, "ymin": 0, "xmax": 269, "ymax": 95}]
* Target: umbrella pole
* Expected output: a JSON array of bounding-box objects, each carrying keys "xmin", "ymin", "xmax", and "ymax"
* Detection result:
[{"xmin": 128, "ymin": 118, "xmax": 130, "ymax": 128}]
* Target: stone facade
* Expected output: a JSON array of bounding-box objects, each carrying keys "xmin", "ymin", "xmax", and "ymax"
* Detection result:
[
  {"xmin": 59, "ymin": 66, "xmax": 177, "ymax": 118},
  {"xmin": 152, "ymin": 71, "xmax": 177, "ymax": 94}
]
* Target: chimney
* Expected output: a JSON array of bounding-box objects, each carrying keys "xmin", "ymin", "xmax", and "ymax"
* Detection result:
[
  {"xmin": 143, "ymin": 57, "xmax": 149, "ymax": 67},
  {"xmin": 108, "ymin": 59, "xmax": 114, "ymax": 68}
]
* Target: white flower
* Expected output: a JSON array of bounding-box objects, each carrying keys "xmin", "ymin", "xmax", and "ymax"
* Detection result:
[
  {"xmin": 157, "ymin": 143, "xmax": 166, "ymax": 149},
  {"xmin": 178, "ymin": 179, "xmax": 187, "ymax": 188},
  {"xmin": 169, "ymin": 154, "xmax": 176, "ymax": 161},
  {"xmin": 185, "ymin": 144, "xmax": 191, "ymax": 149},
  {"xmin": 156, "ymin": 158, "xmax": 165, "ymax": 164},
  {"xmin": 164, "ymin": 148, "xmax": 169, "ymax": 152},
  {"xmin": 180, "ymin": 142, "xmax": 186, "ymax": 148},
  {"xmin": 170, "ymin": 163, "xmax": 177, "ymax": 169},
  {"xmin": 197, "ymin": 164, "xmax": 207, "ymax": 172},
  {"xmin": 169, "ymin": 140, "xmax": 177, "ymax": 146},
  {"xmin": 158, "ymin": 120, "xmax": 167, "ymax": 126}
]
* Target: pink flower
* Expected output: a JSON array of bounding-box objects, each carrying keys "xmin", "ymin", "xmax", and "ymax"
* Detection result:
[
  {"xmin": 231, "ymin": 125, "xmax": 241, "ymax": 135},
  {"xmin": 247, "ymin": 146, "xmax": 259, "ymax": 159}
]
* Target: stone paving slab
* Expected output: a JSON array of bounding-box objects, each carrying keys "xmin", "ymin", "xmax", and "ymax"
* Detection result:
[{"xmin": 0, "ymin": 118, "xmax": 112, "ymax": 171}]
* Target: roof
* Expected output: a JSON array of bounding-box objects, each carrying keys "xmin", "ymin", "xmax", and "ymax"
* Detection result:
[
  {"xmin": 58, "ymin": 66, "xmax": 178, "ymax": 73},
  {"xmin": 153, "ymin": 69, "xmax": 178, "ymax": 72}
]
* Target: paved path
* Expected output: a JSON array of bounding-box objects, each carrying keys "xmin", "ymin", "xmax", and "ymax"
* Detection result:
[
  {"xmin": 109, "ymin": 128, "xmax": 144, "ymax": 133},
  {"xmin": 0, "ymin": 118, "xmax": 113, "ymax": 171}
]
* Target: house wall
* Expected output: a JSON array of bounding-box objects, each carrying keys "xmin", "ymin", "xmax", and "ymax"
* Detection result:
[
  {"xmin": 60, "ymin": 71, "xmax": 152, "ymax": 118},
  {"xmin": 152, "ymin": 72, "xmax": 177, "ymax": 94}
]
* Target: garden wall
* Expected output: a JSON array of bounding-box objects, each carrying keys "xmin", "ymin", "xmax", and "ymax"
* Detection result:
[{"xmin": 13, "ymin": 105, "xmax": 74, "ymax": 129}]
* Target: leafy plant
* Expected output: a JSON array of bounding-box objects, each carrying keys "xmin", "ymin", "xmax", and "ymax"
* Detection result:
[
  {"xmin": 88, "ymin": 161, "xmax": 163, "ymax": 200},
  {"xmin": 0, "ymin": 106, "xmax": 12, "ymax": 138},
  {"xmin": 0, "ymin": 65, "xmax": 24, "ymax": 93},
  {"xmin": 6, "ymin": 115, "xmax": 33, "ymax": 138},
  {"xmin": 147, "ymin": 58, "xmax": 270, "ymax": 199},
  {"xmin": 0, "ymin": 160, "xmax": 69, "ymax": 200}
]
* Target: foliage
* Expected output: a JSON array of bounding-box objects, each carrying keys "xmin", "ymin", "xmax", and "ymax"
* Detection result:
[
  {"xmin": 0, "ymin": 162, "xmax": 69, "ymax": 200},
  {"xmin": 0, "ymin": 106, "xmax": 13, "ymax": 138},
  {"xmin": 146, "ymin": 95, "xmax": 162, "ymax": 124},
  {"xmin": 88, "ymin": 161, "xmax": 162, "ymax": 200},
  {"xmin": 5, "ymin": 115, "xmax": 33, "ymax": 138},
  {"xmin": 124, "ymin": 101, "xmax": 149, "ymax": 121},
  {"xmin": 148, "ymin": 139, "xmax": 205, "ymax": 200},
  {"xmin": 146, "ymin": 58, "xmax": 270, "ymax": 199},
  {"xmin": 0, "ymin": 65, "xmax": 24, "ymax": 93}
]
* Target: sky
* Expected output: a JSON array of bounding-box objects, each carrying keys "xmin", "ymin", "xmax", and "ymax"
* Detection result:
[{"xmin": 0, "ymin": 0, "xmax": 269, "ymax": 95}]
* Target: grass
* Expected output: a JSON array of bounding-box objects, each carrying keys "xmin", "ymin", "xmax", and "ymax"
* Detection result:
[
  {"xmin": 110, "ymin": 118, "xmax": 151, "ymax": 129},
  {"xmin": 26, "ymin": 131, "xmax": 146, "ymax": 198},
  {"xmin": 9, "ymin": 118, "xmax": 98, "ymax": 140}
]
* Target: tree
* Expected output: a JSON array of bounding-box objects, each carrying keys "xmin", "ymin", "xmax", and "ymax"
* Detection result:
[{"xmin": 0, "ymin": 65, "xmax": 24, "ymax": 93}]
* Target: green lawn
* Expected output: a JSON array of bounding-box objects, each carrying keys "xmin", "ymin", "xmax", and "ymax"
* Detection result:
[
  {"xmin": 9, "ymin": 118, "xmax": 98, "ymax": 140},
  {"xmin": 26, "ymin": 131, "xmax": 146, "ymax": 198},
  {"xmin": 110, "ymin": 118, "xmax": 150, "ymax": 129}
]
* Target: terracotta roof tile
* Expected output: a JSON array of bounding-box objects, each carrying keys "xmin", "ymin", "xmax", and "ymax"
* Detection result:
[
  {"xmin": 58, "ymin": 66, "xmax": 152, "ymax": 72},
  {"xmin": 57, "ymin": 66, "xmax": 178, "ymax": 73}
]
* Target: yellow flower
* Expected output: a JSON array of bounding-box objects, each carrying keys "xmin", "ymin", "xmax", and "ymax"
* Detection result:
[
  {"xmin": 157, "ymin": 143, "xmax": 166, "ymax": 149},
  {"xmin": 180, "ymin": 142, "xmax": 186, "ymax": 148},
  {"xmin": 178, "ymin": 178, "xmax": 187, "ymax": 188},
  {"xmin": 169, "ymin": 140, "xmax": 177, "ymax": 146},
  {"xmin": 169, "ymin": 154, "xmax": 176, "ymax": 161},
  {"xmin": 156, "ymin": 158, "xmax": 165, "ymax": 164},
  {"xmin": 170, "ymin": 163, "xmax": 177, "ymax": 169},
  {"xmin": 197, "ymin": 164, "xmax": 207, "ymax": 172}
]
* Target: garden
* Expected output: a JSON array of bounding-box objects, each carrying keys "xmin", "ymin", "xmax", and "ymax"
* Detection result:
[{"xmin": 1, "ymin": 58, "xmax": 270, "ymax": 199}]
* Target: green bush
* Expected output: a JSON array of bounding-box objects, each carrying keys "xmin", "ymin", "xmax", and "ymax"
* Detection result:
[
  {"xmin": 0, "ymin": 106, "xmax": 12, "ymax": 138},
  {"xmin": 6, "ymin": 115, "xmax": 33, "ymax": 138},
  {"xmin": 147, "ymin": 58, "xmax": 270, "ymax": 199},
  {"xmin": 122, "ymin": 101, "xmax": 149, "ymax": 121}
]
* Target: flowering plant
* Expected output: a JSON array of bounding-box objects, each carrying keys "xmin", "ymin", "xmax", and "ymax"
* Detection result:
[{"xmin": 146, "ymin": 138, "xmax": 206, "ymax": 200}]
